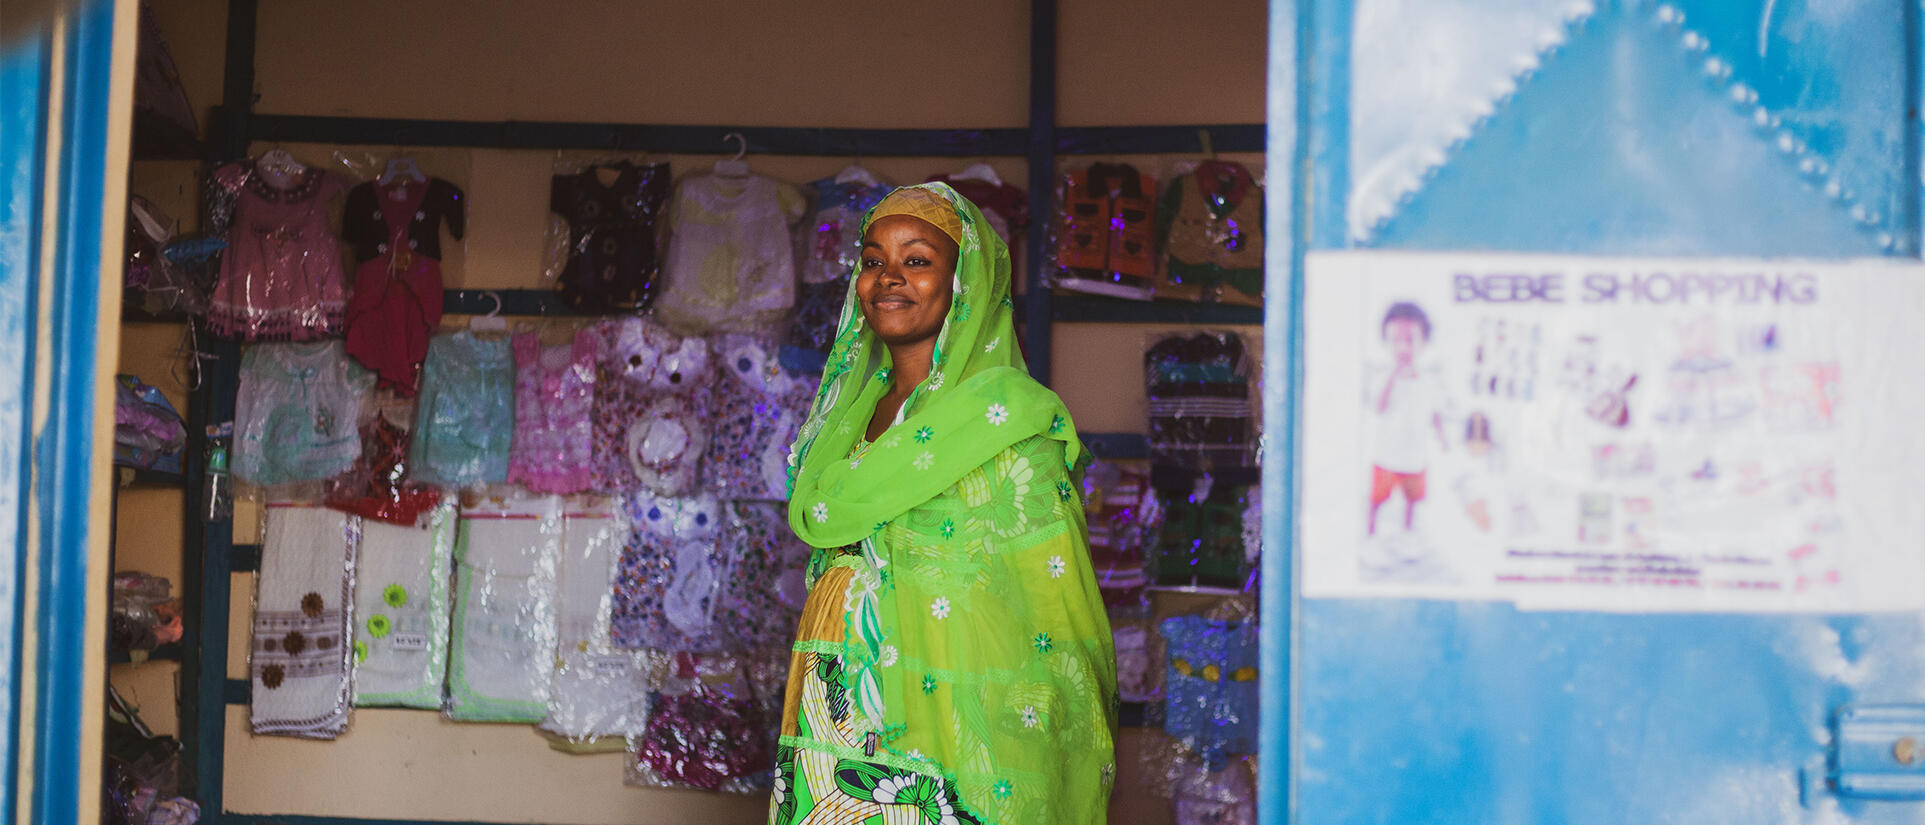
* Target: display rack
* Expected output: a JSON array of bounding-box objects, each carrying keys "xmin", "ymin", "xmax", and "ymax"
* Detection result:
[{"xmin": 179, "ymin": 0, "xmax": 1266, "ymax": 821}]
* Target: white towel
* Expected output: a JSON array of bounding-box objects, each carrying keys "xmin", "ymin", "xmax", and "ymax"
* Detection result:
[
  {"xmin": 350, "ymin": 507, "xmax": 454, "ymax": 708},
  {"xmin": 447, "ymin": 493, "xmax": 561, "ymax": 722},
  {"xmin": 540, "ymin": 497, "xmax": 652, "ymax": 743},
  {"xmin": 250, "ymin": 505, "xmax": 355, "ymax": 738}
]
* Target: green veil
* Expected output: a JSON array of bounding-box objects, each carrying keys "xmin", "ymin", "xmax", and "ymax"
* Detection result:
[{"xmin": 787, "ymin": 182, "xmax": 1085, "ymax": 544}]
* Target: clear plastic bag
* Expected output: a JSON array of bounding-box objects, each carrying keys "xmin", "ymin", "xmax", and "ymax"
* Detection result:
[
  {"xmin": 248, "ymin": 504, "xmax": 357, "ymax": 738},
  {"xmin": 625, "ymin": 652, "xmax": 776, "ymax": 794},
  {"xmin": 711, "ymin": 501, "xmax": 811, "ymax": 651},
  {"xmin": 114, "ymin": 374, "xmax": 187, "ymax": 473},
  {"xmin": 541, "ymin": 496, "xmax": 653, "ymax": 744},
  {"xmin": 331, "ymin": 151, "xmax": 469, "ymax": 397},
  {"xmin": 324, "ymin": 390, "xmax": 441, "ymax": 526},
  {"xmin": 1145, "ymin": 330, "xmax": 1257, "ymax": 473},
  {"xmin": 204, "ymin": 151, "xmax": 352, "ymax": 341},
  {"xmin": 231, "ymin": 340, "xmax": 374, "ymax": 495},
  {"xmin": 409, "ymin": 331, "xmax": 516, "ymax": 488},
  {"xmin": 1050, "ymin": 161, "xmax": 1159, "ymax": 300},
  {"xmin": 349, "ymin": 503, "xmax": 453, "ymax": 709},
  {"xmin": 506, "ymin": 328, "xmax": 601, "ymax": 494},
  {"xmin": 702, "ymin": 334, "xmax": 814, "ymax": 501},
  {"xmin": 110, "ymin": 571, "xmax": 179, "ymax": 652},
  {"xmin": 445, "ymin": 491, "xmax": 562, "ymax": 723},
  {"xmin": 545, "ymin": 153, "xmax": 671, "ymax": 313},
  {"xmin": 1151, "ymin": 482, "xmax": 1257, "ymax": 589},
  {"xmin": 592, "ymin": 317, "xmax": 712, "ymax": 496},
  {"xmin": 610, "ymin": 492, "xmax": 726, "ymax": 652},
  {"xmin": 1155, "ymin": 159, "xmax": 1264, "ymax": 307},
  {"xmin": 1082, "ymin": 459, "xmax": 1159, "ymax": 612},
  {"xmin": 1160, "ymin": 615, "xmax": 1260, "ymax": 769},
  {"xmin": 1172, "ymin": 755, "xmax": 1257, "ymax": 825},
  {"xmin": 654, "ymin": 171, "xmax": 806, "ymax": 335}
]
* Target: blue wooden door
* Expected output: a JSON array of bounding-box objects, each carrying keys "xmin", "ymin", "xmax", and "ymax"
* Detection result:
[
  {"xmin": 1264, "ymin": 1, "xmax": 1925, "ymax": 822},
  {"xmin": 3, "ymin": 1, "xmax": 129, "ymax": 822}
]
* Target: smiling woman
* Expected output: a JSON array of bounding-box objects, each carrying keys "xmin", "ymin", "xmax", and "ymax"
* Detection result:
[{"xmin": 776, "ymin": 184, "xmax": 1118, "ymax": 825}]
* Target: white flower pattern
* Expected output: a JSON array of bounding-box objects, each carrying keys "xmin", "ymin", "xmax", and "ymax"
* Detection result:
[
  {"xmin": 931, "ymin": 596, "xmax": 951, "ymax": 620},
  {"xmin": 986, "ymin": 403, "xmax": 1009, "ymax": 426},
  {"xmin": 879, "ymin": 645, "xmax": 899, "ymax": 667},
  {"xmin": 874, "ymin": 774, "xmax": 916, "ymax": 804},
  {"xmin": 1048, "ymin": 556, "xmax": 1066, "ymax": 578},
  {"xmin": 1021, "ymin": 705, "xmax": 1039, "ymax": 728},
  {"xmin": 812, "ymin": 502, "xmax": 829, "ymax": 523},
  {"xmin": 914, "ymin": 451, "xmax": 934, "ymax": 470},
  {"xmin": 984, "ymin": 336, "xmax": 1000, "ymax": 353},
  {"xmin": 927, "ymin": 371, "xmax": 945, "ymax": 391}
]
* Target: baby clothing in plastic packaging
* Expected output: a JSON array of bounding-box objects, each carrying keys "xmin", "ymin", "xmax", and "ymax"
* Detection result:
[
  {"xmin": 1146, "ymin": 331, "xmax": 1256, "ymax": 472},
  {"xmin": 653, "ymin": 173, "xmax": 806, "ymax": 335},
  {"xmin": 1156, "ymin": 160, "xmax": 1263, "ymax": 306},
  {"xmin": 324, "ymin": 413, "xmax": 442, "ymax": 526},
  {"xmin": 541, "ymin": 499, "xmax": 649, "ymax": 746},
  {"xmin": 610, "ymin": 492, "xmax": 725, "ymax": 651},
  {"xmin": 550, "ymin": 161, "xmax": 671, "ymax": 314},
  {"xmin": 232, "ymin": 341, "xmax": 373, "ymax": 488},
  {"xmin": 207, "ymin": 160, "xmax": 351, "ymax": 340},
  {"xmin": 592, "ymin": 317, "xmax": 711, "ymax": 496},
  {"xmin": 410, "ymin": 332, "xmax": 515, "ymax": 488},
  {"xmin": 926, "ymin": 172, "xmax": 1028, "ymax": 244},
  {"xmin": 627, "ymin": 653, "xmax": 774, "ymax": 793},
  {"xmin": 1084, "ymin": 460, "xmax": 1157, "ymax": 609},
  {"xmin": 1114, "ymin": 624, "xmax": 1159, "ymax": 703},
  {"xmin": 447, "ymin": 494, "xmax": 562, "ymax": 722},
  {"xmin": 1054, "ymin": 162, "xmax": 1158, "ymax": 300},
  {"xmin": 701, "ymin": 335, "xmax": 814, "ymax": 501},
  {"xmin": 249, "ymin": 505, "xmax": 355, "ymax": 738},
  {"xmin": 341, "ymin": 176, "xmax": 465, "ymax": 395},
  {"xmin": 1161, "ymin": 615, "xmax": 1260, "ymax": 769},
  {"xmin": 350, "ymin": 508, "xmax": 453, "ymax": 708},
  {"xmin": 507, "ymin": 329, "xmax": 600, "ymax": 494},
  {"xmin": 712, "ymin": 501, "xmax": 811, "ymax": 651}
]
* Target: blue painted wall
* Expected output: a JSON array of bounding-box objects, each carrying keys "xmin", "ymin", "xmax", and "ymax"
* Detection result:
[{"xmin": 1276, "ymin": 0, "xmax": 1925, "ymax": 821}]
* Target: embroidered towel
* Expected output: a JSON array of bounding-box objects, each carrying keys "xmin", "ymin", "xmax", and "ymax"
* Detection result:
[
  {"xmin": 350, "ymin": 507, "xmax": 454, "ymax": 708},
  {"xmin": 541, "ymin": 498, "xmax": 651, "ymax": 744},
  {"xmin": 447, "ymin": 494, "xmax": 561, "ymax": 722},
  {"xmin": 250, "ymin": 505, "xmax": 355, "ymax": 738}
]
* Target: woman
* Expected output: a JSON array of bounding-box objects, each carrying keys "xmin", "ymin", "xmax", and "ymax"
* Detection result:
[{"xmin": 776, "ymin": 183, "xmax": 1116, "ymax": 825}]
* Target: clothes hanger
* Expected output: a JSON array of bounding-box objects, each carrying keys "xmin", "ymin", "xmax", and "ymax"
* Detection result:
[
  {"xmin": 380, "ymin": 156, "xmax": 426, "ymax": 185},
  {"xmin": 951, "ymin": 162, "xmax": 1002, "ymax": 186},
  {"xmin": 469, "ymin": 290, "xmax": 509, "ymax": 335},
  {"xmin": 713, "ymin": 132, "xmax": 750, "ymax": 177},
  {"xmin": 834, "ymin": 163, "xmax": 880, "ymax": 187},
  {"xmin": 257, "ymin": 146, "xmax": 306, "ymax": 177}
]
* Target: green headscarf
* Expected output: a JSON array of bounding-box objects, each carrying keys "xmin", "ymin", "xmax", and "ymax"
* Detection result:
[{"xmin": 787, "ymin": 182, "xmax": 1084, "ymax": 545}]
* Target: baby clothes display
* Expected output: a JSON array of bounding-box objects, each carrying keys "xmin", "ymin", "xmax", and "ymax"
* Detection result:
[
  {"xmin": 711, "ymin": 501, "xmax": 810, "ymax": 651},
  {"xmin": 447, "ymin": 494, "xmax": 562, "ymax": 723},
  {"xmin": 1154, "ymin": 484, "xmax": 1256, "ymax": 587},
  {"xmin": 786, "ymin": 175, "xmax": 888, "ymax": 372},
  {"xmin": 927, "ymin": 170, "xmax": 1028, "ymax": 244},
  {"xmin": 1156, "ymin": 160, "xmax": 1263, "ymax": 306},
  {"xmin": 507, "ymin": 330, "xmax": 600, "ymax": 494},
  {"xmin": 610, "ymin": 492, "xmax": 725, "ymax": 652},
  {"xmin": 1085, "ymin": 460, "xmax": 1158, "ymax": 609},
  {"xmin": 207, "ymin": 159, "xmax": 351, "ymax": 340},
  {"xmin": 249, "ymin": 505, "xmax": 355, "ymax": 738},
  {"xmin": 592, "ymin": 317, "xmax": 711, "ymax": 496},
  {"xmin": 627, "ymin": 653, "xmax": 773, "ymax": 793},
  {"xmin": 700, "ymin": 336, "xmax": 813, "ymax": 501},
  {"xmin": 653, "ymin": 172, "xmax": 806, "ymax": 335},
  {"xmin": 1161, "ymin": 616, "xmax": 1260, "ymax": 769},
  {"xmin": 1146, "ymin": 331, "xmax": 1256, "ymax": 472},
  {"xmin": 1055, "ymin": 162, "xmax": 1159, "ymax": 300},
  {"xmin": 410, "ymin": 332, "xmax": 516, "ymax": 488},
  {"xmin": 341, "ymin": 176, "xmax": 466, "ymax": 394},
  {"xmin": 324, "ymin": 414, "xmax": 442, "ymax": 526},
  {"xmin": 541, "ymin": 499, "xmax": 649, "ymax": 745},
  {"xmin": 550, "ymin": 161, "xmax": 671, "ymax": 314},
  {"xmin": 1114, "ymin": 625, "xmax": 1159, "ymax": 703},
  {"xmin": 349, "ymin": 509, "xmax": 454, "ymax": 709},
  {"xmin": 232, "ymin": 340, "xmax": 373, "ymax": 487}
]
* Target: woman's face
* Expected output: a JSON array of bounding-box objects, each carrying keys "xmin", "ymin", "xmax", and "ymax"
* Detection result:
[{"xmin": 856, "ymin": 214, "xmax": 957, "ymax": 348}]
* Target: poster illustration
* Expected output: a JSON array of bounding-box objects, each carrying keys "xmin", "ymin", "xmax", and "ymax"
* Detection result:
[{"xmin": 1301, "ymin": 252, "xmax": 1925, "ymax": 613}]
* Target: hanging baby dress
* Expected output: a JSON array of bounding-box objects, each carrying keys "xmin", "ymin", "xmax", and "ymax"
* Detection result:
[
  {"xmin": 550, "ymin": 161, "xmax": 671, "ymax": 314},
  {"xmin": 231, "ymin": 340, "xmax": 373, "ymax": 487},
  {"xmin": 653, "ymin": 172, "xmax": 806, "ymax": 335},
  {"xmin": 341, "ymin": 176, "xmax": 466, "ymax": 395},
  {"xmin": 207, "ymin": 159, "xmax": 351, "ymax": 340},
  {"xmin": 507, "ymin": 329, "xmax": 600, "ymax": 494}
]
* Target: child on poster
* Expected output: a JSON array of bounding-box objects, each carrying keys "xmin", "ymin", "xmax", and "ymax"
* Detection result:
[{"xmin": 1366, "ymin": 302, "xmax": 1451, "ymax": 539}]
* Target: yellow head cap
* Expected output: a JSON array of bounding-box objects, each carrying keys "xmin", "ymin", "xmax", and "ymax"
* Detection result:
[{"xmin": 867, "ymin": 186, "xmax": 965, "ymax": 246}]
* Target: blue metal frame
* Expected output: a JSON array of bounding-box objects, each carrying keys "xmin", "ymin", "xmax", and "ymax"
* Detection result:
[
  {"xmin": 33, "ymin": 1, "xmax": 118, "ymax": 822},
  {"xmin": 0, "ymin": 20, "xmax": 53, "ymax": 823}
]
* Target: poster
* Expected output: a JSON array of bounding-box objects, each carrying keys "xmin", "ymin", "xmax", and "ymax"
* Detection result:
[{"xmin": 1300, "ymin": 252, "xmax": 1925, "ymax": 612}]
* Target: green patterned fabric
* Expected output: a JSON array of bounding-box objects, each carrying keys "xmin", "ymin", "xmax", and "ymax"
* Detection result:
[{"xmin": 779, "ymin": 183, "xmax": 1117, "ymax": 825}]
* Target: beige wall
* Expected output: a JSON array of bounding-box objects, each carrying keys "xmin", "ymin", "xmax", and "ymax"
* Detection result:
[{"xmin": 128, "ymin": 0, "xmax": 1270, "ymax": 822}]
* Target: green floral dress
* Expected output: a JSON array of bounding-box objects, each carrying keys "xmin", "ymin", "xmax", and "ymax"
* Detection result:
[{"xmin": 773, "ymin": 436, "xmax": 1116, "ymax": 825}]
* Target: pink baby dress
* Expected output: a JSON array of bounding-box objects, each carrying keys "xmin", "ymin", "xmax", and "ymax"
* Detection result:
[{"xmin": 507, "ymin": 329, "xmax": 600, "ymax": 493}]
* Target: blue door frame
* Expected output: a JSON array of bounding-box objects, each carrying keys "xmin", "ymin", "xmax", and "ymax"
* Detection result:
[
  {"xmin": 1265, "ymin": 1, "xmax": 1925, "ymax": 823},
  {"xmin": 2, "ymin": 0, "xmax": 127, "ymax": 822}
]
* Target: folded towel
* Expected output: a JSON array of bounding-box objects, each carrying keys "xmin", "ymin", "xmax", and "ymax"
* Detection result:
[
  {"xmin": 350, "ymin": 506, "xmax": 454, "ymax": 708},
  {"xmin": 250, "ymin": 504, "xmax": 355, "ymax": 738},
  {"xmin": 447, "ymin": 493, "xmax": 561, "ymax": 722}
]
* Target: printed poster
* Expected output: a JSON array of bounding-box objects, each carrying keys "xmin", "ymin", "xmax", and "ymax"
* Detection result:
[{"xmin": 1300, "ymin": 252, "xmax": 1925, "ymax": 613}]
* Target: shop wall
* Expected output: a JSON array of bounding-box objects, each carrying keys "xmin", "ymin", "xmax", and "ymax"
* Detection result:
[{"xmin": 135, "ymin": 0, "xmax": 1271, "ymax": 822}]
